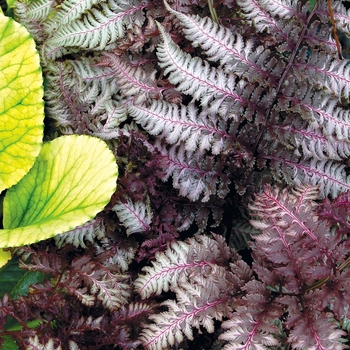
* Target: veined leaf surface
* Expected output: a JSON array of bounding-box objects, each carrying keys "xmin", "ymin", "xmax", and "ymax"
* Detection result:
[
  {"xmin": 0, "ymin": 135, "xmax": 118, "ymax": 247},
  {"xmin": 0, "ymin": 13, "xmax": 44, "ymax": 192},
  {"xmin": 0, "ymin": 248, "xmax": 11, "ymax": 266}
]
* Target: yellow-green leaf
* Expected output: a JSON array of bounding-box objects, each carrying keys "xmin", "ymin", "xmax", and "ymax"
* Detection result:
[
  {"xmin": 0, "ymin": 248, "xmax": 11, "ymax": 267},
  {"xmin": 0, "ymin": 13, "xmax": 44, "ymax": 192},
  {"xmin": 0, "ymin": 135, "xmax": 118, "ymax": 247}
]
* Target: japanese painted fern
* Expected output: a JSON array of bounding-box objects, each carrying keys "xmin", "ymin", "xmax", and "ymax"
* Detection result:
[
  {"xmin": 135, "ymin": 185, "xmax": 350, "ymax": 349},
  {"xmin": 8, "ymin": 0, "xmax": 350, "ymax": 348}
]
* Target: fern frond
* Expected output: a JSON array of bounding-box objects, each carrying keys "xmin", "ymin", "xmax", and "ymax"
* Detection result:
[
  {"xmin": 44, "ymin": 61, "xmax": 83, "ymax": 132},
  {"xmin": 90, "ymin": 273, "xmax": 130, "ymax": 311},
  {"xmin": 89, "ymin": 101, "xmax": 127, "ymax": 139},
  {"xmin": 137, "ymin": 234, "xmax": 250, "ymax": 349},
  {"xmin": 268, "ymin": 120, "xmax": 350, "ymax": 161},
  {"xmin": 134, "ymin": 240, "xmax": 190, "ymax": 299},
  {"xmin": 220, "ymin": 279, "xmax": 283, "ymax": 350},
  {"xmin": 140, "ymin": 280, "xmax": 229, "ymax": 350},
  {"xmin": 72, "ymin": 256, "xmax": 131, "ymax": 310},
  {"xmin": 54, "ymin": 217, "xmax": 106, "ymax": 248},
  {"xmin": 21, "ymin": 0, "xmax": 56, "ymax": 22},
  {"xmin": 287, "ymin": 307, "xmax": 347, "ymax": 350},
  {"xmin": 156, "ymin": 143, "xmax": 230, "ymax": 202},
  {"xmin": 220, "ymin": 313, "xmax": 279, "ymax": 350},
  {"xmin": 118, "ymin": 302, "xmax": 153, "ymax": 321},
  {"xmin": 294, "ymin": 47, "xmax": 350, "ymax": 99},
  {"xmin": 249, "ymin": 184, "xmax": 342, "ymax": 292},
  {"xmin": 13, "ymin": 0, "xmax": 52, "ymax": 42},
  {"xmin": 329, "ymin": 1, "xmax": 350, "ymax": 35},
  {"xmin": 267, "ymin": 155, "xmax": 350, "ymax": 198},
  {"xmin": 304, "ymin": 20, "xmax": 338, "ymax": 54},
  {"xmin": 71, "ymin": 288, "xmax": 96, "ymax": 307},
  {"xmin": 135, "ymin": 234, "xmax": 235, "ymax": 299},
  {"xmin": 156, "ymin": 22, "xmax": 259, "ymax": 119},
  {"xmin": 99, "ymin": 242, "xmax": 137, "ymax": 272},
  {"xmin": 129, "ymin": 100, "xmax": 234, "ymax": 155},
  {"xmin": 101, "ymin": 53, "xmax": 162, "ymax": 103},
  {"xmin": 285, "ymin": 91, "xmax": 350, "ymax": 141},
  {"xmin": 25, "ymin": 336, "xmax": 62, "ymax": 350},
  {"xmin": 113, "ymin": 197, "xmax": 153, "ymax": 235},
  {"xmin": 190, "ymin": 233, "xmax": 234, "ymax": 266},
  {"xmin": 45, "ymin": 0, "xmax": 101, "ymax": 31},
  {"xmin": 73, "ymin": 59, "xmax": 115, "ymax": 83},
  {"xmin": 253, "ymin": 0, "xmax": 306, "ymax": 20},
  {"xmin": 236, "ymin": 0, "xmax": 291, "ymax": 40},
  {"xmin": 68, "ymin": 341, "xmax": 80, "ymax": 350},
  {"xmin": 70, "ymin": 58, "xmax": 129, "ymax": 137},
  {"xmin": 45, "ymin": 2, "xmax": 146, "ymax": 58},
  {"xmin": 165, "ymin": 0, "xmax": 286, "ymax": 87}
]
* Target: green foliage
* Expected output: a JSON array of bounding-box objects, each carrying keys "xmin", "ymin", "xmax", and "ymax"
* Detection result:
[
  {"xmin": 0, "ymin": 10, "xmax": 118, "ymax": 349},
  {"xmin": 0, "ymin": 12, "xmax": 44, "ymax": 193},
  {"xmin": 0, "ymin": 13, "xmax": 118, "ymax": 251},
  {"xmin": 0, "ymin": 257, "xmax": 45, "ymax": 299},
  {"xmin": 2, "ymin": 0, "xmax": 350, "ymax": 348},
  {"xmin": 2, "ymin": 135, "xmax": 118, "ymax": 247}
]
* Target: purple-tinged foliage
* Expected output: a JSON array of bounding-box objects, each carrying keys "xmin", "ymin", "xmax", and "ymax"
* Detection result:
[
  {"xmin": 136, "ymin": 186, "xmax": 350, "ymax": 349},
  {"xmin": 3, "ymin": 0, "xmax": 350, "ymax": 348}
]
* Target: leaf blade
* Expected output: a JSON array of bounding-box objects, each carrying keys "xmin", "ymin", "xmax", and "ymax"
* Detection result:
[
  {"xmin": 0, "ymin": 13, "xmax": 44, "ymax": 192},
  {"xmin": 1, "ymin": 135, "xmax": 118, "ymax": 247}
]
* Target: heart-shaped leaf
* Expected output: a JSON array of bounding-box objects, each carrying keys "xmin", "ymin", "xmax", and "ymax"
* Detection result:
[
  {"xmin": 0, "ymin": 135, "xmax": 118, "ymax": 247},
  {"xmin": 0, "ymin": 13, "xmax": 44, "ymax": 192}
]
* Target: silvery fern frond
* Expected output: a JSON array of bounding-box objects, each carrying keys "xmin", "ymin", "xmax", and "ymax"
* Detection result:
[
  {"xmin": 156, "ymin": 22, "xmax": 261, "ymax": 120},
  {"xmin": 18, "ymin": 0, "xmax": 56, "ymax": 22},
  {"xmin": 136, "ymin": 234, "xmax": 251, "ymax": 349},
  {"xmin": 44, "ymin": 0, "xmax": 102, "ymax": 31},
  {"xmin": 265, "ymin": 153, "xmax": 350, "ymax": 198},
  {"xmin": 113, "ymin": 196, "xmax": 153, "ymax": 235},
  {"xmin": 54, "ymin": 217, "xmax": 106, "ymax": 248},
  {"xmin": 25, "ymin": 336, "xmax": 63, "ymax": 350},
  {"xmin": 140, "ymin": 278, "xmax": 230, "ymax": 350},
  {"xmin": 164, "ymin": 0, "xmax": 280, "ymax": 84},
  {"xmin": 134, "ymin": 240, "xmax": 190, "ymax": 299},
  {"xmin": 45, "ymin": 1, "xmax": 146, "ymax": 58},
  {"xmin": 293, "ymin": 47, "xmax": 350, "ymax": 99},
  {"xmin": 135, "ymin": 234, "xmax": 236, "ymax": 299},
  {"xmin": 70, "ymin": 256, "xmax": 131, "ymax": 310},
  {"xmin": 237, "ymin": 0, "xmax": 313, "ymax": 44},
  {"xmin": 13, "ymin": 0, "xmax": 54, "ymax": 42},
  {"xmin": 155, "ymin": 143, "xmax": 230, "ymax": 202},
  {"xmin": 100, "ymin": 53, "xmax": 163, "ymax": 103},
  {"xmin": 267, "ymin": 119, "xmax": 350, "ymax": 161},
  {"xmin": 129, "ymin": 100, "xmax": 234, "ymax": 155}
]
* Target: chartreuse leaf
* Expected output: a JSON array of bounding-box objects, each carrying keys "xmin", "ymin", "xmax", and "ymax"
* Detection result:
[
  {"xmin": 0, "ymin": 135, "xmax": 118, "ymax": 247},
  {"xmin": 0, "ymin": 249, "xmax": 11, "ymax": 266},
  {"xmin": 0, "ymin": 13, "xmax": 44, "ymax": 192}
]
